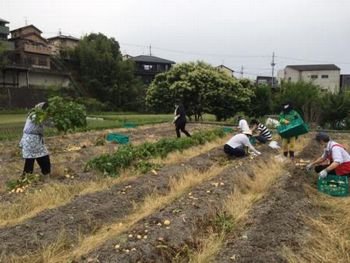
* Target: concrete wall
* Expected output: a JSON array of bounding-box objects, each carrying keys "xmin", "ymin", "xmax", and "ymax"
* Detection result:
[{"xmin": 0, "ymin": 69, "xmax": 71, "ymax": 89}]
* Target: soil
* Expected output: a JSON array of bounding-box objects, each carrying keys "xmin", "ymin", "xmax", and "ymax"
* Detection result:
[
  {"xmin": 1, "ymin": 128, "xmax": 348, "ymax": 262},
  {"xmin": 75, "ymin": 149, "xmax": 274, "ymax": 263},
  {"xmin": 0, "ymin": 122, "xmax": 212, "ymax": 196},
  {"xmin": 0, "ymin": 145, "xmax": 226, "ymax": 257}
]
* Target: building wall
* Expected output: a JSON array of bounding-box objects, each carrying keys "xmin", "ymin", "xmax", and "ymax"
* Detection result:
[
  {"xmin": 217, "ymin": 66, "xmax": 233, "ymax": 77},
  {"xmin": 284, "ymin": 68, "xmax": 301, "ymax": 82},
  {"xmin": 0, "ymin": 69, "xmax": 70, "ymax": 88},
  {"xmin": 49, "ymin": 39, "xmax": 78, "ymax": 55},
  {"xmin": 283, "ymin": 67, "xmax": 340, "ymax": 93},
  {"xmin": 27, "ymin": 71, "xmax": 70, "ymax": 88},
  {"xmin": 300, "ymin": 70, "xmax": 340, "ymax": 93}
]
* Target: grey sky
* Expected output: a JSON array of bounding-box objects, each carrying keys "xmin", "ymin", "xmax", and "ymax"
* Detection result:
[{"xmin": 2, "ymin": 0, "xmax": 350, "ymax": 77}]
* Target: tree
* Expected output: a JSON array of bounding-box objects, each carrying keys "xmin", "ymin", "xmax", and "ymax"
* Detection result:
[
  {"xmin": 276, "ymin": 81, "xmax": 321, "ymax": 122},
  {"xmin": 320, "ymin": 92, "xmax": 350, "ymax": 129},
  {"xmin": 68, "ymin": 33, "xmax": 144, "ymax": 110},
  {"xmin": 248, "ymin": 84, "xmax": 273, "ymax": 117},
  {"xmin": 146, "ymin": 61, "xmax": 254, "ymax": 121}
]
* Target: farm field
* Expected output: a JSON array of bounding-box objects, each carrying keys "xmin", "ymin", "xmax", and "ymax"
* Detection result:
[{"xmin": 0, "ymin": 123, "xmax": 349, "ymax": 262}]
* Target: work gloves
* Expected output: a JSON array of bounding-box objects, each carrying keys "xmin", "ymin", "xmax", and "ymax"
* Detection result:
[
  {"xmin": 318, "ymin": 169, "xmax": 328, "ymax": 179},
  {"xmin": 305, "ymin": 163, "xmax": 313, "ymax": 171}
]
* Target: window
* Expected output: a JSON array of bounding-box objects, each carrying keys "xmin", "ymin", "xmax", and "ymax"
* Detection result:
[
  {"xmin": 311, "ymin": 75, "xmax": 318, "ymax": 79},
  {"xmin": 321, "ymin": 75, "xmax": 328, "ymax": 79},
  {"xmin": 143, "ymin": 64, "xmax": 153, "ymax": 71}
]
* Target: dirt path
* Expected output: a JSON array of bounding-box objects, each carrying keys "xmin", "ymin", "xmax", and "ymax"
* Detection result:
[{"xmin": 0, "ymin": 146, "xmax": 226, "ymax": 258}]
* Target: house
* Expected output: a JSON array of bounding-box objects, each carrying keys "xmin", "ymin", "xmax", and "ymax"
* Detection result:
[
  {"xmin": 0, "ymin": 17, "xmax": 14, "ymax": 50},
  {"xmin": 340, "ymin": 74, "xmax": 350, "ymax": 92},
  {"xmin": 256, "ymin": 76, "xmax": 277, "ymax": 88},
  {"xmin": 129, "ymin": 55, "xmax": 175, "ymax": 84},
  {"xmin": 216, "ymin": 65, "xmax": 234, "ymax": 77},
  {"xmin": 9, "ymin": 25, "xmax": 52, "ymax": 69},
  {"xmin": 48, "ymin": 34, "xmax": 79, "ymax": 55},
  {"xmin": 0, "ymin": 24, "xmax": 72, "ymax": 108},
  {"xmin": 278, "ymin": 64, "xmax": 341, "ymax": 93}
]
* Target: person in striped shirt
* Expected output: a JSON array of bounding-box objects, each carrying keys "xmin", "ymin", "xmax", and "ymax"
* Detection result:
[{"xmin": 250, "ymin": 119, "xmax": 272, "ymax": 143}]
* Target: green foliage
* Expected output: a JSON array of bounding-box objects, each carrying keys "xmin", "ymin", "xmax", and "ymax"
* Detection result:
[
  {"xmin": 47, "ymin": 96, "xmax": 87, "ymax": 133},
  {"xmin": 6, "ymin": 173, "xmax": 41, "ymax": 191},
  {"xmin": 87, "ymin": 128, "xmax": 225, "ymax": 177},
  {"xmin": 67, "ymin": 33, "xmax": 144, "ymax": 111},
  {"xmin": 214, "ymin": 212, "xmax": 235, "ymax": 233},
  {"xmin": 248, "ymin": 84, "xmax": 273, "ymax": 117},
  {"xmin": 276, "ymin": 81, "xmax": 321, "ymax": 122},
  {"xmin": 146, "ymin": 62, "xmax": 254, "ymax": 121},
  {"xmin": 320, "ymin": 92, "xmax": 350, "ymax": 129}
]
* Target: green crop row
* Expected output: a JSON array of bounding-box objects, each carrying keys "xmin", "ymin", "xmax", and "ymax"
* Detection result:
[{"xmin": 86, "ymin": 128, "xmax": 226, "ymax": 177}]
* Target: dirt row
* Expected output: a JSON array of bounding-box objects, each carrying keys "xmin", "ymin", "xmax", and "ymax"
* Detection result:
[
  {"xmin": 0, "ymin": 145, "xmax": 227, "ymax": 258},
  {"xmin": 76, "ymin": 151, "xmax": 273, "ymax": 263},
  {"xmin": 77, "ymin": 141, "xmax": 318, "ymax": 262}
]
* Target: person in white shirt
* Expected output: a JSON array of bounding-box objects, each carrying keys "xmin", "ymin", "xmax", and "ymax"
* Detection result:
[
  {"xmin": 306, "ymin": 132, "xmax": 350, "ymax": 178},
  {"xmin": 237, "ymin": 116, "xmax": 250, "ymax": 133},
  {"xmin": 224, "ymin": 130, "xmax": 261, "ymax": 157}
]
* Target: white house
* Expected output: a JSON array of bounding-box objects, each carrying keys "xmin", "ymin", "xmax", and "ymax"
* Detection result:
[{"xmin": 277, "ymin": 64, "xmax": 341, "ymax": 93}]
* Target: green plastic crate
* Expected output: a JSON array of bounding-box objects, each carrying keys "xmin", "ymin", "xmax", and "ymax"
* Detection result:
[
  {"xmin": 317, "ymin": 174, "xmax": 349, "ymax": 197},
  {"xmin": 123, "ymin": 122, "xmax": 138, "ymax": 128},
  {"xmin": 223, "ymin": 127, "xmax": 233, "ymax": 133},
  {"xmin": 106, "ymin": 133, "xmax": 129, "ymax": 144},
  {"xmin": 277, "ymin": 118, "xmax": 309, "ymax": 138},
  {"xmin": 249, "ymin": 137, "xmax": 256, "ymax": 145}
]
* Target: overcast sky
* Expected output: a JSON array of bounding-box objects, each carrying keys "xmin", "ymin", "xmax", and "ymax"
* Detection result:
[{"xmin": 2, "ymin": 0, "xmax": 350, "ymax": 77}]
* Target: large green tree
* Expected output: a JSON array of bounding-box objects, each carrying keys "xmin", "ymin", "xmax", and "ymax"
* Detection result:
[
  {"xmin": 146, "ymin": 61, "xmax": 253, "ymax": 121},
  {"xmin": 69, "ymin": 33, "xmax": 144, "ymax": 110}
]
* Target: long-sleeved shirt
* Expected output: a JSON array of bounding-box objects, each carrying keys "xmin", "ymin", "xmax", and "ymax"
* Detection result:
[{"xmin": 225, "ymin": 133, "xmax": 260, "ymax": 154}]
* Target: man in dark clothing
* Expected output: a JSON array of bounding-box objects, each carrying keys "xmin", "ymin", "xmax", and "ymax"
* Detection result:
[{"xmin": 173, "ymin": 102, "xmax": 191, "ymax": 138}]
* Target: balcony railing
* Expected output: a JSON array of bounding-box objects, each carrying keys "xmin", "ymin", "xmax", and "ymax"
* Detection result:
[{"xmin": 24, "ymin": 43, "xmax": 51, "ymax": 55}]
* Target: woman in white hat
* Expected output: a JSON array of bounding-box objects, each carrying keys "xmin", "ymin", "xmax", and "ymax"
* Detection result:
[{"xmin": 224, "ymin": 130, "xmax": 261, "ymax": 157}]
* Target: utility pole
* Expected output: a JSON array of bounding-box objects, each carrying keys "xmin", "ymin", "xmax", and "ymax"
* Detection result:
[
  {"xmin": 240, "ymin": 65, "xmax": 244, "ymax": 79},
  {"xmin": 271, "ymin": 51, "xmax": 276, "ymax": 89},
  {"xmin": 24, "ymin": 17, "xmax": 28, "ymax": 26},
  {"xmin": 149, "ymin": 45, "xmax": 152, "ymax": 56}
]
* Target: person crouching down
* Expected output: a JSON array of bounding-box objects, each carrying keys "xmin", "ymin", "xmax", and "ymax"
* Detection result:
[
  {"xmin": 250, "ymin": 119, "xmax": 272, "ymax": 144},
  {"xmin": 306, "ymin": 132, "xmax": 350, "ymax": 178},
  {"xmin": 224, "ymin": 130, "xmax": 261, "ymax": 157},
  {"xmin": 19, "ymin": 102, "xmax": 51, "ymax": 178}
]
